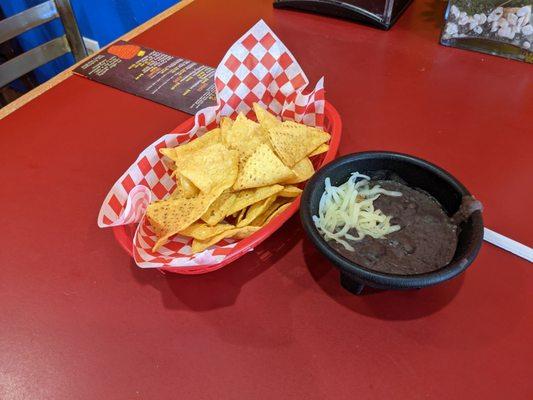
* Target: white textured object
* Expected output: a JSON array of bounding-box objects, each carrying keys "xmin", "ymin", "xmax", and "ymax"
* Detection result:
[
  {"xmin": 517, "ymin": 6, "xmax": 531, "ymax": 17},
  {"xmin": 522, "ymin": 24, "xmax": 533, "ymax": 35},
  {"xmin": 313, "ymin": 174, "xmax": 403, "ymax": 251},
  {"xmin": 484, "ymin": 228, "xmax": 533, "ymax": 263},
  {"xmin": 498, "ymin": 18, "xmax": 509, "ymax": 28},
  {"xmin": 498, "ymin": 26, "xmax": 511, "ymax": 38},
  {"xmin": 458, "ymin": 15, "xmax": 469, "ymax": 26},
  {"xmin": 507, "ymin": 13, "xmax": 518, "ymax": 26},
  {"xmin": 446, "ymin": 23, "xmax": 459, "ymax": 35},
  {"xmin": 451, "ymin": 5, "xmax": 460, "ymax": 18}
]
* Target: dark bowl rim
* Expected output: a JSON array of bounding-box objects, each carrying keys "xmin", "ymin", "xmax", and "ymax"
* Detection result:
[{"xmin": 300, "ymin": 151, "xmax": 484, "ymax": 289}]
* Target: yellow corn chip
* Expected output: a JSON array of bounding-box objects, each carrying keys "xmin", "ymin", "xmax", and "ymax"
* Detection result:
[
  {"xmin": 284, "ymin": 157, "xmax": 314, "ymax": 184},
  {"xmin": 237, "ymin": 194, "xmax": 277, "ymax": 227},
  {"xmin": 268, "ymin": 122, "xmax": 330, "ymax": 167},
  {"xmin": 253, "ymin": 103, "xmax": 281, "ymax": 131},
  {"xmin": 201, "ymin": 190, "xmax": 236, "ymax": 226},
  {"xmin": 309, "ymin": 143, "xmax": 329, "ymax": 157},
  {"xmin": 233, "ymin": 144, "xmax": 295, "ymax": 190},
  {"xmin": 178, "ymin": 143, "xmax": 239, "ymax": 194},
  {"xmin": 179, "ymin": 128, "xmax": 222, "ymax": 155},
  {"xmin": 226, "ymin": 184, "xmax": 284, "ymax": 216},
  {"xmin": 222, "ymin": 113, "xmax": 258, "ymax": 145},
  {"xmin": 160, "ymin": 147, "xmax": 176, "ymax": 164},
  {"xmin": 250, "ymin": 198, "xmax": 291, "ymax": 227},
  {"xmin": 265, "ymin": 202, "xmax": 292, "ymax": 224},
  {"xmin": 220, "ymin": 117, "xmax": 234, "ymax": 136},
  {"xmin": 233, "ymin": 226, "xmax": 259, "ymax": 240},
  {"xmin": 191, "ymin": 226, "xmax": 260, "ymax": 253},
  {"xmin": 178, "ymin": 174, "xmax": 200, "ymax": 198},
  {"xmin": 147, "ymin": 189, "xmax": 222, "ymax": 251},
  {"xmin": 236, "ymin": 207, "xmax": 247, "ymax": 225},
  {"xmin": 179, "ymin": 221, "xmax": 234, "ymax": 241},
  {"xmin": 279, "ymin": 185, "xmax": 302, "ymax": 197},
  {"xmin": 167, "ymin": 177, "xmax": 196, "ymax": 199},
  {"xmin": 282, "ymin": 121, "xmax": 327, "ymax": 132},
  {"xmin": 248, "ymin": 198, "xmax": 280, "ymax": 226},
  {"xmin": 160, "ymin": 148, "xmax": 177, "ymax": 171},
  {"xmin": 160, "ymin": 128, "xmax": 221, "ymax": 165},
  {"xmin": 223, "ymin": 112, "xmax": 268, "ymax": 164},
  {"xmin": 168, "ymin": 187, "xmax": 180, "ymax": 199},
  {"xmin": 250, "ymin": 210, "xmax": 272, "ymax": 227}
]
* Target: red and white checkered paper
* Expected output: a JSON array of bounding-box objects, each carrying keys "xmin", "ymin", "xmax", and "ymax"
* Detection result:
[{"xmin": 98, "ymin": 20, "xmax": 325, "ymax": 268}]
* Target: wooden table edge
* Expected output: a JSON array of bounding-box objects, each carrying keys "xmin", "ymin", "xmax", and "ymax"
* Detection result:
[{"xmin": 0, "ymin": 0, "xmax": 196, "ymax": 121}]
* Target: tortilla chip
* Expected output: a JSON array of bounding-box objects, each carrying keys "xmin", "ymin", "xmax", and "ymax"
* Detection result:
[
  {"xmin": 222, "ymin": 113, "xmax": 257, "ymax": 146},
  {"xmin": 179, "ymin": 221, "xmax": 234, "ymax": 241},
  {"xmin": 250, "ymin": 210, "xmax": 271, "ymax": 227},
  {"xmin": 237, "ymin": 194, "xmax": 277, "ymax": 227},
  {"xmin": 236, "ymin": 207, "xmax": 247, "ymax": 225},
  {"xmin": 223, "ymin": 112, "xmax": 268, "ymax": 165},
  {"xmin": 180, "ymin": 128, "xmax": 221, "ymax": 154},
  {"xmin": 268, "ymin": 122, "xmax": 330, "ymax": 167},
  {"xmin": 250, "ymin": 198, "xmax": 292, "ymax": 227},
  {"xmin": 178, "ymin": 174, "xmax": 199, "ymax": 198},
  {"xmin": 160, "ymin": 147, "xmax": 177, "ymax": 164},
  {"xmin": 168, "ymin": 187, "xmax": 180, "ymax": 199},
  {"xmin": 265, "ymin": 203, "xmax": 292, "ymax": 224},
  {"xmin": 233, "ymin": 144, "xmax": 295, "ymax": 190},
  {"xmin": 284, "ymin": 157, "xmax": 314, "ymax": 184},
  {"xmin": 160, "ymin": 128, "xmax": 221, "ymax": 165},
  {"xmin": 191, "ymin": 226, "xmax": 260, "ymax": 253},
  {"xmin": 279, "ymin": 185, "xmax": 302, "ymax": 197},
  {"xmin": 201, "ymin": 190, "xmax": 236, "ymax": 226},
  {"xmin": 220, "ymin": 117, "xmax": 233, "ymax": 136},
  {"xmin": 178, "ymin": 143, "xmax": 239, "ymax": 194},
  {"xmin": 309, "ymin": 143, "xmax": 329, "ymax": 157},
  {"xmin": 147, "ymin": 189, "xmax": 221, "ymax": 251},
  {"xmin": 253, "ymin": 103, "xmax": 281, "ymax": 131},
  {"xmin": 226, "ymin": 184, "xmax": 284, "ymax": 216},
  {"xmin": 233, "ymin": 226, "xmax": 259, "ymax": 240},
  {"xmin": 168, "ymin": 176, "xmax": 197, "ymax": 199}
]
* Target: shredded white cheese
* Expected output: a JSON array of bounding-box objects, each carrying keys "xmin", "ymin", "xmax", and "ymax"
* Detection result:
[{"xmin": 312, "ymin": 173, "xmax": 403, "ymax": 251}]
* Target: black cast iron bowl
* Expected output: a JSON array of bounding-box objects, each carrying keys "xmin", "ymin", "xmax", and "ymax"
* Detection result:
[{"xmin": 300, "ymin": 151, "xmax": 484, "ymax": 295}]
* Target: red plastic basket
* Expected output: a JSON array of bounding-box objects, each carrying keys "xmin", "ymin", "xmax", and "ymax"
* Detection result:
[{"xmin": 112, "ymin": 101, "xmax": 342, "ymax": 274}]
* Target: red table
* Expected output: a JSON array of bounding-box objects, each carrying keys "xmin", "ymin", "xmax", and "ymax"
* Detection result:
[{"xmin": 1, "ymin": 1, "xmax": 531, "ymax": 399}]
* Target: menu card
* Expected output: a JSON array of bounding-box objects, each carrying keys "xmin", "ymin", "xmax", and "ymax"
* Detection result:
[{"xmin": 74, "ymin": 41, "xmax": 217, "ymax": 113}]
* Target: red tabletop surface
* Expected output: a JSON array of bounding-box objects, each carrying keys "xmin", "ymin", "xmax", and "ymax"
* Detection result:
[{"xmin": 1, "ymin": 0, "xmax": 531, "ymax": 399}]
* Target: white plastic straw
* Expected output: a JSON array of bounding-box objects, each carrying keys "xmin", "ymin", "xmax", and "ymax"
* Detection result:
[{"xmin": 484, "ymin": 228, "xmax": 533, "ymax": 263}]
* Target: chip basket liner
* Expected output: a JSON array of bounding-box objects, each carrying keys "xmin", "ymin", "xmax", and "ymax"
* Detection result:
[{"xmin": 97, "ymin": 20, "xmax": 342, "ymax": 274}]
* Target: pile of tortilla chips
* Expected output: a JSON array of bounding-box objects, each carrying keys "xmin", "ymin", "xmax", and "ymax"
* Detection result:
[{"xmin": 146, "ymin": 103, "xmax": 330, "ymax": 253}]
